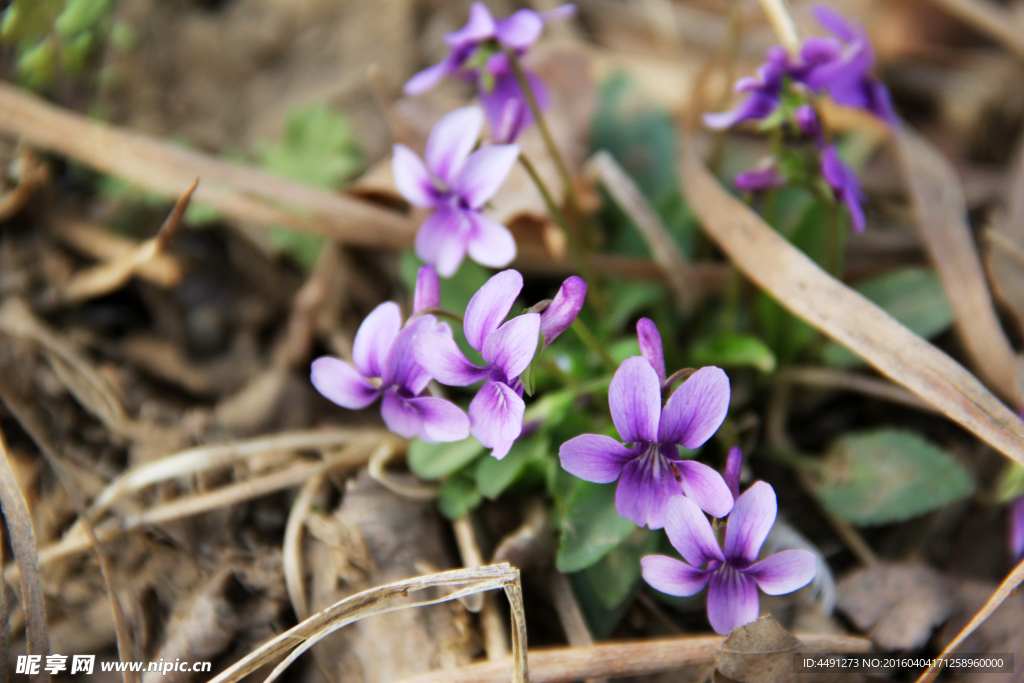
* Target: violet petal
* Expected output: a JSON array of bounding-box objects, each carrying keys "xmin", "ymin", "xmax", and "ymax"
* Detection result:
[
  {"xmin": 455, "ymin": 143, "xmax": 521, "ymax": 209},
  {"xmin": 404, "ymin": 58, "xmax": 457, "ymax": 97},
  {"xmin": 404, "ymin": 395, "xmax": 471, "ymax": 443},
  {"xmin": 658, "ymin": 366, "xmax": 731, "ymax": 448},
  {"xmin": 464, "ymin": 269, "xmax": 524, "ymax": 351},
  {"xmin": 558, "ymin": 434, "xmax": 636, "ymax": 483},
  {"xmin": 615, "ymin": 451, "xmax": 681, "ymax": 529},
  {"xmin": 664, "ymin": 495, "xmax": 726, "ymax": 566},
  {"xmin": 707, "ymin": 568, "xmax": 760, "ymax": 635},
  {"xmin": 495, "ymin": 9, "xmax": 544, "ymax": 49},
  {"xmin": 482, "ymin": 312, "xmax": 541, "ymax": 379},
  {"xmin": 724, "ymin": 446, "xmax": 743, "ymax": 501},
  {"xmin": 352, "ymin": 301, "xmax": 402, "ymax": 379},
  {"xmin": 414, "ymin": 265, "xmax": 441, "ymax": 314},
  {"xmin": 636, "ymin": 317, "xmax": 666, "ymax": 383},
  {"xmin": 415, "ymin": 206, "xmax": 471, "ymax": 278},
  {"xmin": 426, "ymin": 107, "xmax": 483, "ymax": 186},
  {"xmin": 416, "ymin": 325, "xmax": 489, "ymax": 386},
  {"xmin": 466, "ymin": 212, "xmax": 517, "ymax": 269},
  {"xmin": 392, "ymin": 144, "xmax": 438, "ymax": 208},
  {"xmin": 678, "ymin": 459, "xmax": 735, "ymax": 519},
  {"xmin": 380, "ymin": 389, "xmax": 425, "ymax": 439},
  {"xmin": 745, "ymin": 549, "xmax": 817, "ymax": 595},
  {"xmin": 723, "ymin": 481, "xmax": 778, "ymax": 564},
  {"xmin": 445, "ymin": 2, "xmax": 497, "ymax": 48},
  {"xmin": 469, "ymin": 379, "xmax": 526, "ymax": 458},
  {"xmin": 384, "ymin": 314, "xmax": 435, "ymax": 393},
  {"xmin": 813, "ymin": 3, "xmax": 859, "ymax": 42},
  {"xmin": 609, "ymin": 356, "xmax": 662, "ymax": 445},
  {"xmin": 311, "ymin": 356, "xmax": 380, "ymax": 409},
  {"xmin": 641, "ymin": 555, "xmax": 711, "ymax": 597}
]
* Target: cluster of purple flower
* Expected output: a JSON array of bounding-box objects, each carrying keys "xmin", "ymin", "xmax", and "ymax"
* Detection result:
[
  {"xmin": 312, "ymin": 265, "xmax": 586, "ymax": 459},
  {"xmin": 395, "ymin": 3, "xmax": 574, "ymax": 277},
  {"xmin": 705, "ymin": 5, "xmax": 896, "ymax": 233},
  {"xmin": 558, "ymin": 318, "xmax": 816, "ymax": 634}
]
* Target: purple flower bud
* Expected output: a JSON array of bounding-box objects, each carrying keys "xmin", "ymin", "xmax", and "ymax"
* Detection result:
[
  {"xmin": 414, "ymin": 265, "xmax": 440, "ymax": 314},
  {"xmin": 392, "ymin": 107, "xmax": 519, "ymax": 276},
  {"xmin": 558, "ymin": 358, "xmax": 734, "ymax": 528},
  {"xmin": 1011, "ymin": 495, "xmax": 1024, "ymax": 561},
  {"xmin": 637, "ymin": 317, "xmax": 666, "ymax": 383},
  {"xmin": 821, "ymin": 144, "xmax": 866, "ymax": 233},
  {"xmin": 641, "ymin": 483, "xmax": 817, "ymax": 635},
  {"xmin": 794, "ymin": 104, "xmax": 819, "ymax": 138},
  {"xmin": 703, "ymin": 47, "xmax": 789, "ymax": 130},
  {"xmin": 539, "ymin": 276, "xmax": 586, "ymax": 347},
  {"xmin": 734, "ymin": 165, "xmax": 785, "ymax": 193},
  {"xmin": 416, "ymin": 269, "xmax": 540, "ymax": 459},
  {"xmin": 725, "ymin": 446, "xmax": 743, "ymax": 501}
]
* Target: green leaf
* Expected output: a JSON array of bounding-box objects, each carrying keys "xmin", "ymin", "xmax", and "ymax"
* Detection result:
[
  {"xmin": 606, "ymin": 280, "xmax": 664, "ymax": 333},
  {"xmin": 257, "ymin": 105, "xmax": 362, "ymax": 190},
  {"xmin": 407, "ymin": 437, "xmax": 485, "ymax": 481},
  {"xmin": 475, "ymin": 433, "xmax": 547, "ymax": 500},
  {"xmin": 570, "ymin": 529, "xmax": 658, "ymax": 637},
  {"xmin": 523, "ymin": 389, "xmax": 576, "ymax": 429},
  {"xmin": 55, "ymin": 0, "xmax": 114, "ymax": 37},
  {"xmin": 996, "ymin": 463, "xmax": 1024, "ymax": 503},
  {"xmin": 806, "ymin": 429, "xmax": 975, "ymax": 526},
  {"xmin": 609, "ymin": 338, "xmax": 641, "ymax": 364},
  {"xmin": 557, "ymin": 481, "xmax": 637, "ymax": 572},
  {"xmin": 757, "ymin": 291, "xmax": 817, "ymax": 364},
  {"xmin": 690, "ymin": 332, "xmax": 776, "ymax": 372},
  {"xmin": 437, "ymin": 473, "xmax": 482, "ymax": 520},
  {"xmin": 822, "ymin": 267, "xmax": 955, "ymax": 367}
]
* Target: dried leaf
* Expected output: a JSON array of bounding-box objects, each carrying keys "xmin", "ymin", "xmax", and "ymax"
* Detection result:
[
  {"xmin": 714, "ymin": 616, "xmax": 802, "ymax": 683},
  {"xmin": 896, "ymin": 127, "xmax": 1020, "ymax": 405},
  {"xmin": 837, "ymin": 563, "xmax": 954, "ymax": 651},
  {"xmin": 680, "ymin": 143, "xmax": 1024, "ymax": 469}
]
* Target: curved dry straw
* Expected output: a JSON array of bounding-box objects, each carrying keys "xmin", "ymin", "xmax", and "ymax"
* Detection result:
[{"xmin": 205, "ymin": 564, "xmax": 528, "ymax": 683}]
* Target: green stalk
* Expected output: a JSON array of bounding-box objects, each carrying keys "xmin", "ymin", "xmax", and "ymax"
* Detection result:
[{"xmin": 571, "ymin": 318, "xmax": 617, "ymax": 373}]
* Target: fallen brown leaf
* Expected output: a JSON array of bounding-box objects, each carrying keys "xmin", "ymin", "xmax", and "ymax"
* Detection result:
[{"xmin": 837, "ymin": 562, "xmax": 953, "ymax": 651}]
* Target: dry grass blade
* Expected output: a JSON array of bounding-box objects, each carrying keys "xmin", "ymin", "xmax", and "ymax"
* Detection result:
[
  {"xmin": 774, "ymin": 366, "xmax": 938, "ymax": 413},
  {"xmin": 397, "ymin": 633, "xmax": 871, "ymax": 683},
  {"xmin": 62, "ymin": 180, "xmax": 196, "ymax": 303},
  {"xmin": 680, "ymin": 143, "xmax": 1024, "ymax": 467},
  {"xmin": 585, "ymin": 151, "xmax": 700, "ymax": 312},
  {"xmin": 896, "ymin": 127, "xmax": 1020, "ymax": 406},
  {"xmin": 283, "ymin": 473, "xmax": 327, "ymax": 622},
  {"xmin": 88, "ymin": 427, "xmax": 384, "ymax": 515},
  {"xmin": 205, "ymin": 564, "xmax": 527, "ymax": 683},
  {"xmin": 921, "ymin": 0, "xmax": 1024, "ymax": 60},
  {"xmin": 756, "ymin": 0, "xmax": 799, "ymax": 54},
  {"xmin": 0, "ymin": 148, "xmax": 49, "ymax": 222},
  {"xmin": 54, "ymin": 217, "xmax": 183, "ymax": 288},
  {"xmin": 0, "ymin": 428, "xmax": 48, "ymax": 683},
  {"xmin": 915, "ymin": 555, "xmax": 1024, "ymax": 683},
  {"xmin": 0, "ymin": 377, "xmax": 138, "ymax": 683},
  {"xmin": 0, "ymin": 82, "xmax": 416, "ymax": 249}
]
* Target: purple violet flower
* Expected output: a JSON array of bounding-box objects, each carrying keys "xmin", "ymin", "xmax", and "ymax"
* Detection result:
[
  {"xmin": 403, "ymin": 3, "xmax": 575, "ymax": 142},
  {"xmin": 642, "ymin": 483, "xmax": 817, "ymax": 635},
  {"xmin": 794, "ymin": 104, "xmax": 820, "ymax": 138},
  {"xmin": 797, "ymin": 5, "xmax": 897, "ymax": 126},
  {"xmin": 413, "ymin": 265, "xmax": 441, "ymax": 313},
  {"xmin": 821, "ymin": 144, "xmax": 865, "ymax": 233},
  {"xmin": 392, "ymin": 107, "xmax": 519, "ymax": 277},
  {"xmin": 558, "ymin": 354, "xmax": 734, "ymax": 528},
  {"xmin": 703, "ymin": 46, "xmax": 789, "ymax": 131},
  {"xmin": 539, "ymin": 276, "xmax": 587, "ymax": 347},
  {"xmin": 724, "ymin": 446, "xmax": 743, "ymax": 502},
  {"xmin": 1011, "ymin": 495, "xmax": 1024, "ymax": 561},
  {"xmin": 416, "ymin": 269, "xmax": 540, "ymax": 459},
  {"xmin": 310, "ymin": 270, "xmax": 469, "ymax": 442}
]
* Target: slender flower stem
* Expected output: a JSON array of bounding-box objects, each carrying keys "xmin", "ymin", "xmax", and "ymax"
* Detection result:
[
  {"xmin": 504, "ymin": 50, "xmax": 588, "ymax": 232},
  {"xmin": 519, "ymin": 154, "xmax": 607, "ymax": 313},
  {"xmin": 571, "ymin": 319, "xmax": 617, "ymax": 373},
  {"xmin": 662, "ymin": 368, "xmax": 697, "ymax": 395}
]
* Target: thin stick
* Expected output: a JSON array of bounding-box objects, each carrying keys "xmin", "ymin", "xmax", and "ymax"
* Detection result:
[
  {"xmin": 0, "ymin": 429, "xmax": 48, "ymax": 683},
  {"xmin": 396, "ymin": 632, "xmax": 872, "ymax": 683},
  {"xmin": 757, "ymin": 0, "xmax": 800, "ymax": 54},
  {"xmin": 915, "ymin": 555, "xmax": 1024, "ymax": 683},
  {"xmin": 283, "ymin": 473, "xmax": 328, "ymax": 622}
]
